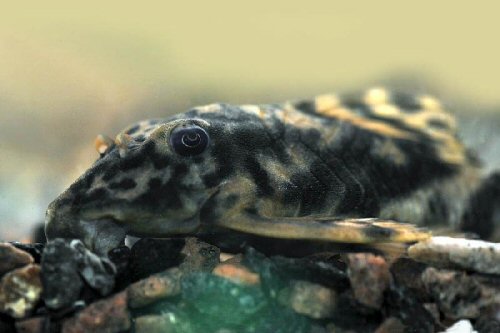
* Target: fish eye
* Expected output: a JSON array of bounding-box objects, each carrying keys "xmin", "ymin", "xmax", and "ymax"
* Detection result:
[{"xmin": 170, "ymin": 125, "xmax": 210, "ymax": 156}]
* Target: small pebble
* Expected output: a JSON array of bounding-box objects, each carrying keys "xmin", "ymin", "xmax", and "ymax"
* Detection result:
[
  {"xmin": 440, "ymin": 319, "xmax": 477, "ymax": 333},
  {"xmin": 346, "ymin": 253, "xmax": 391, "ymax": 309},
  {"xmin": 0, "ymin": 243, "xmax": 33, "ymax": 275},
  {"xmin": 212, "ymin": 263, "xmax": 260, "ymax": 285},
  {"xmin": 281, "ymin": 280, "xmax": 337, "ymax": 319},
  {"xmin": 0, "ymin": 264, "xmax": 42, "ymax": 318},
  {"xmin": 61, "ymin": 291, "xmax": 130, "ymax": 333},
  {"xmin": 134, "ymin": 314, "xmax": 176, "ymax": 333},
  {"xmin": 127, "ymin": 268, "xmax": 182, "ymax": 308},
  {"xmin": 374, "ymin": 317, "xmax": 405, "ymax": 333},
  {"xmin": 15, "ymin": 316, "xmax": 45, "ymax": 333}
]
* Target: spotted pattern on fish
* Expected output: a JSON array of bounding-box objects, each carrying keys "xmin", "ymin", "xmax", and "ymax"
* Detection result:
[{"xmin": 45, "ymin": 88, "xmax": 494, "ymax": 255}]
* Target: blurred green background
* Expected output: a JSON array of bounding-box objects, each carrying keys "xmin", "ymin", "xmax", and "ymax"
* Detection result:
[{"xmin": 0, "ymin": 1, "xmax": 499, "ymax": 241}]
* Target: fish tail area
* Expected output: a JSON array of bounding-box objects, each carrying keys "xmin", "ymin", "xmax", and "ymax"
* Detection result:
[
  {"xmin": 461, "ymin": 171, "xmax": 500, "ymax": 240},
  {"xmin": 330, "ymin": 218, "xmax": 432, "ymax": 243}
]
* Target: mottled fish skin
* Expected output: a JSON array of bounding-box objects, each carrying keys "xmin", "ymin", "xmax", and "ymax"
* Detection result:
[{"xmin": 45, "ymin": 88, "xmax": 487, "ymax": 253}]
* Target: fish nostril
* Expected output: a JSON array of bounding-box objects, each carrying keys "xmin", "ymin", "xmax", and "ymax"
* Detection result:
[{"xmin": 115, "ymin": 133, "xmax": 133, "ymax": 158}]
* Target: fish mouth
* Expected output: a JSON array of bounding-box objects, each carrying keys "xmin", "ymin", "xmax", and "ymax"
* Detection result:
[
  {"xmin": 47, "ymin": 204, "xmax": 200, "ymax": 255},
  {"xmin": 76, "ymin": 205, "xmax": 201, "ymax": 236}
]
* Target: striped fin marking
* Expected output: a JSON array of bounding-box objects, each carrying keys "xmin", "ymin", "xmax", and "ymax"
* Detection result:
[
  {"xmin": 313, "ymin": 89, "xmax": 465, "ymax": 165},
  {"xmin": 314, "ymin": 93, "xmax": 415, "ymax": 140},
  {"xmin": 364, "ymin": 88, "xmax": 464, "ymax": 165}
]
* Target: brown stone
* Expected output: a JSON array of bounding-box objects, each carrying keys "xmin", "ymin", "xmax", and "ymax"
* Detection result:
[
  {"xmin": 134, "ymin": 314, "xmax": 175, "ymax": 333},
  {"xmin": 374, "ymin": 317, "xmax": 405, "ymax": 333},
  {"xmin": 346, "ymin": 253, "xmax": 391, "ymax": 309},
  {"xmin": 0, "ymin": 243, "xmax": 33, "ymax": 276},
  {"xmin": 0, "ymin": 264, "xmax": 42, "ymax": 318},
  {"xmin": 179, "ymin": 237, "xmax": 220, "ymax": 273},
  {"xmin": 212, "ymin": 263, "xmax": 260, "ymax": 285},
  {"xmin": 15, "ymin": 316, "xmax": 45, "ymax": 333},
  {"xmin": 61, "ymin": 291, "xmax": 130, "ymax": 333},
  {"xmin": 127, "ymin": 268, "xmax": 182, "ymax": 308},
  {"xmin": 280, "ymin": 280, "xmax": 337, "ymax": 319}
]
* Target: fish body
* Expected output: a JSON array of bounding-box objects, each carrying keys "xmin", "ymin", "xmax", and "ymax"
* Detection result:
[{"xmin": 45, "ymin": 88, "xmax": 496, "ymax": 254}]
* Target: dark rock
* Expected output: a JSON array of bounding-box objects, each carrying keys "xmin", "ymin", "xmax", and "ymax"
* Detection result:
[
  {"xmin": 0, "ymin": 242, "xmax": 34, "ymax": 275},
  {"xmin": 0, "ymin": 264, "xmax": 42, "ymax": 319},
  {"xmin": 421, "ymin": 267, "xmax": 500, "ymax": 320},
  {"xmin": 129, "ymin": 238, "xmax": 185, "ymax": 282},
  {"xmin": 127, "ymin": 238, "xmax": 220, "ymax": 309},
  {"xmin": 385, "ymin": 284, "xmax": 437, "ymax": 333},
  {"xmin": 30, "ymin": 222, "xmax": 47, "ymax": 244},
  {"xmin": 326, "ymin": 292, "xmax": 381, "ymax": 333},
  {"xmin": 0, "ymin": 313, "xmax": 15, "ymax": 333},
  {"xmin": 15, "ymin": 316, "xmax": 45, "ymax": 333},
  {"xmin": 108, "ymin": 245, "xmax": 131, "ymax": 290},
  {"xmin": 475, "ymin": 304, "xmax": 500, "ymax": 333},
  {"xmin": 127, "ymin": 267, "xmax": 182, "ymax": 308},
  {"xmin": 41, "ymin": 239, "xmax": 116, "ymax": 310},
  {"xmin": 61, "ymin": 291, "xmax": 130, "ymax": 333},
  {"xmin": 278, "ymin": 280, "xmax": 337, "ymax": 319},
  {"xmin": 346, "ymin": 253, "xmax": 391, "ymax": 309},
  {"xmin": 390, "ymin": 258, "xmax": 429, "ymax": 299},
  {"xmin": 240, "ymin": 249, "xmax": 289, "ymax": 300},
  {"xmin": 10, "ymin": 243, "xmax": 44, "ymax": 264},
  {"xmin": 274, "ymin": 254, "xmax": 349, "ymax": 291},
  {"xmin": 242, "ymin": 249, "xmax": 348, "ymax": 298},
  {"xmin": 424, "ymin": 267, "xmax": 482, "ymax": 319},
  {"xmin": 422, "ymin": 303, "xmax": 440, "ymax": 323},
  {"xmin": 374, "ymin": 317, "xmax": 405, "ymax": 333}
]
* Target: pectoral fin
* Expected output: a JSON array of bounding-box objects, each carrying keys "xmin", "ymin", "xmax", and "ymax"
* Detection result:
[{"xmin": 218, "ymin": 214, "xmax": 431, "ymax": 244}]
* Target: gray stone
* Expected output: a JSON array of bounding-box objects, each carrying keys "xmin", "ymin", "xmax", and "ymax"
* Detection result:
[
  {"xmin": 71, "ymin": 240, "xmax": 115, "ymax": 295},
  {"xmin": 409, "ymin": 236, "xmax": 500, "ymax": 275},
  {"xmin": 41, "ymin": 239, "xmax": 115, "ymax": 310},
  {"xmin": 41, "ymin": 239, "xmax": 83, "ymax": 310}
]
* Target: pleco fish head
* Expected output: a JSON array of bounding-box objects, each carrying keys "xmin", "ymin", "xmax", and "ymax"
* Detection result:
[{"xmin": 45, "ymin": 104, "xmax": 270, "ymax": 251}]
